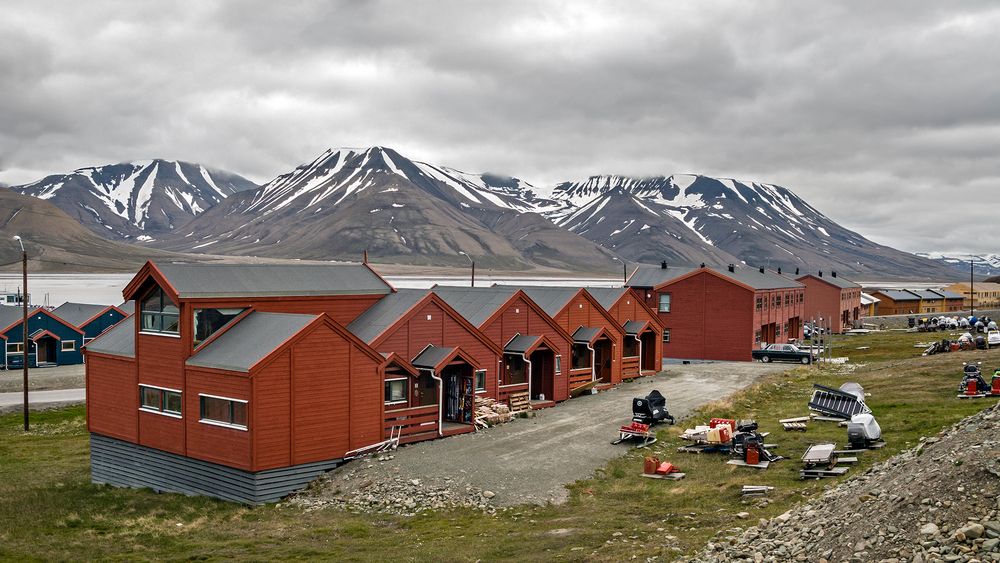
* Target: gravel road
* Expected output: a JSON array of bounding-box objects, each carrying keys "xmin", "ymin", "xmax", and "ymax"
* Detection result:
[
  {"xmin": 298, "ymin": 361, "xmax": 795, "ymax": 510},
  {"xmin": 0, "ymin": 364, "xmax": 85, "ymax": 393}
]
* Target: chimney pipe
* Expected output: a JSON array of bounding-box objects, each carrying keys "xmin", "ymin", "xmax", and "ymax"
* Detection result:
[
  {"xmin": 759, "ymin": 266, "xmax": 765, "ymax": 274},
  {"xmin": 661, "ymin": 261, "xmax": 667, "ymax": 270},
  {"xmin": 363, "ymin": 250, "xmax": 368, "ymax": 264},
  {"xmin": 832, "ymin": 271, "xmax": 837, "ymax": 278},
  {"xmin": 795, "ymin": 267, "xmax": 799, "ymax": 275},
  {"xmin": 700, "ymin": 262, "xmax": 706, "ymax": 268},
  {"xmin": 819, "ymin": 270, "xmax": 823, "ymax": 277},
  {"xmin": 728, "ymin": 264, "xmax": 735, "ymax": 273},
  {"xmin": 777, "ymin": 267, "xmax": 782, "ymax": 275}
]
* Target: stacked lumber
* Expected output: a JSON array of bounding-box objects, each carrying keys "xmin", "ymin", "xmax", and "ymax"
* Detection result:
[{"xmin": 473, "ymin": 397, "xmax": 514, "ymax": 428}]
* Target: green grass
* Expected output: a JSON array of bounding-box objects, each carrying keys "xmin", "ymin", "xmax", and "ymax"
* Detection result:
[{"xmin": 1, "ymin": 332, "xmax": 997, "ymax": 562}]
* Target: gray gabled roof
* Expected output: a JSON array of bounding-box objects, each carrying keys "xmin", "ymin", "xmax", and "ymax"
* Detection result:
[
  {"xmin": 432, "ymin": 286, "xmax": 519, "ymax": 327},
  {"xmin": 932, "ymin": 289, "xmax": 964, "ymax": 299},
  {"xmin": 347, "ymin": 289, "xmax": 430, "ymax": 344},
  {"xmin": 712, "ymin": 267, "xmax": 804, "ymax": 290},
  {"xmin": 154, "ymin": 262, "xmax": 392, "ymax": 299},
  {"xmin": 584, "ymin": 287, "xmax": 628, "ymax": 311},
  {"xmin": 797, "ymin": 273, "xmax": 861, "ymax": 289},
  {"xmin": 626, "ymin": 265, "xmax": 696, "ymax": 288},
  {"xmin": 911, "ymin": 289, "xmax": 943, "ymax": 300},
  {"xmin": 51, "ymin": 302, "xmax": 112, "ymax": 327},
  {"xmin": 119, "ymin": 301, "xmax": 135, "ymax": 315},
  {"xmin": 874, "ymin": 289, "xmax": 921, "ymax": 301},
  {"xmin": 572, "ymin": 326, "xmax": 603, "ymax": 344},
  {"xmin": 411, "ymin": 345, "xmax": 456, "ymax": 371},
  {"xmin": 504, "ymin": 334, "xmax": 541, "ymax": 354},
  {"xmin": 627, "ymin": 264, "xmax": 802, "ymax": 291},
  {"xmin": 187, "ymin": 312, "xmax": 318, "ymax": 372},
  {"xmin": 0, "ymin": 307, "xmax": 47, "ymax": 331},
  {"xmin": 504, "ymin": 286, "xmax": 581, "ymax": 317},
  {"xmin": 623, "ymin": 320, "xmax": 649, "ymax": 335},
  {"xmin": 85, "ymin": 316, "xmax": 135, "ymax": 358}
]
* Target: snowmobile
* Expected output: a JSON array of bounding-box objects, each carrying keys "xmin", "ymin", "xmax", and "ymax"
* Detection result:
[
  {"xmin": 631, "ymin": 390, "xmax": 675, "ymax": 426},
  {"xmin": 958, "ymin": 362, "xmax": 991, "ymax": 398},
  {"xmin": 846, "ymin": 413, "xmax": 882, "ymax": 449}
]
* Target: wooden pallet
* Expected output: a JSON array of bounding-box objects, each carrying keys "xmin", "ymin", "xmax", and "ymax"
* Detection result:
[
  {"xmin": 727, "ymin": 459, "xmax": 770, "ymax": 470},
  {"xmin": 800, "ymin": 467, "xmax": 849, "ymax": 479},
  {"xmin": 508, "ymin": 392, "xmax": 531, "ymax": 413},
  {"xmin": 640, "ymin": 472, "xmax": 686, "ymax": 480}
]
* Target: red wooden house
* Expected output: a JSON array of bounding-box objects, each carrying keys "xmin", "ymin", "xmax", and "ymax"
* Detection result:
[
  {"xmin": 585, "ymin": 287, "xmax": 664, "ymax": 377},
  {"xmin": 628, "ymin": 264, "xmax": 805, "ymax": 362},
  {"xmin": 511, "ymin": 286, "xmax": 626, "ymax": 392},
  {"xmin": 432, "ymin": 286, "xmax": 575, "ymax": 406},
  {"xmin": 84, "ymin": 261, "xmax": 395, "ymax": 504},
  {"xmin": 346, "ymin": 289, "xmax": 503, "ymax": 444},
  {"xmin": 796, "ymin": 271, "xmax": 861, "ymax": 333}
]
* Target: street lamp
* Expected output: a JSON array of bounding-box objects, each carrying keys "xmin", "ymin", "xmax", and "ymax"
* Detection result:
[
  {"xmin": 13, "ymin": 235, "xmax": 28, "ymax": 431},
  {"xmin": 612, "ymin": 257, "xmax": 627, "ymax": 285},
  {"xmin": 458, "ymin": 251, "xmax": 475, "ymax": 287}
]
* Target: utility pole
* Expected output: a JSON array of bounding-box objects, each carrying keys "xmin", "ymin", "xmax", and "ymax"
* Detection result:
[
  {"xmin": 612, "ymin": 257, "xmax": 627, "ymax": 285},
  {"xmin": 14, "ymin": 236, "xmax": 28, "ymax": 431},
  {"xmin": 970, "ymin": 256, "xmax": 976, "ymax": 319},
  {"xmin": 459, "ymin": 251, "xmax": 475, "ymax": 287}
]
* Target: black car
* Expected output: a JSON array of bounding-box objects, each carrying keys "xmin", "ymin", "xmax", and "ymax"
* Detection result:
[{"xmin": 751, "ymin": 343, "xmax": 813, "ymax": 364}]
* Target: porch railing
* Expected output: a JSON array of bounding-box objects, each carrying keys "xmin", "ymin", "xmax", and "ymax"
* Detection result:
[{"xmin": 384, "ymin": 404, "xmax": 438, "ymax": 444}]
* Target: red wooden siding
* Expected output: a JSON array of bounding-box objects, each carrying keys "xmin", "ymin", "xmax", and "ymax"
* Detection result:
[
  {"xmin": 135, "ymin": 332, "xmax": 186, "ymax": 453},
  {"xmin": 185, "ymin": 368, "xmax": 252, "ymax": 470},
  {"xmin": 252, "ymin": 350, "xmax": 292, "ymax": 470},
  {"xmin": 606, "ymin": 289, "xmax": 663, "ymax": 374},
  {"xmin": 553, "ymin": 293, "xmax": 623, "ymax": 385},
  {"xmin": 86, "ymin": 353, "xmax": 138, "ymax": 442},
  {"xmin": 186, "ymin": 295, "xmax": 383, "ymax": 325}
]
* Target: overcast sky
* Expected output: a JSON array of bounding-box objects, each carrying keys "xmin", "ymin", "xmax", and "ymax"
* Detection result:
[{"xmin": 2, "ymin": 1, "xmax": 998, "ymax": 254}]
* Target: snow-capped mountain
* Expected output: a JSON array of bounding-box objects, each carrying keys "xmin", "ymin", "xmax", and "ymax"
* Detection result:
[
  {"xmin": 154, "ymin": 147, "xmax": 618, "ymax": 270},
  {"xmin": 517, "ymin": 174, "xmax": 958, "ymax": 278},
  {"xmin": 916, "ymin": 252, "xmax": 1000, "ymax": 277},
  {"xmin": 10, "ymin": 160, "xmax": 258, "ymax": 239}
]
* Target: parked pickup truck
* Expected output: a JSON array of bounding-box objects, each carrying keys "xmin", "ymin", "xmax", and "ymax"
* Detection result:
[{"xmin": 752, "ymin": 343, "xmax": 814, "ymax": 364}]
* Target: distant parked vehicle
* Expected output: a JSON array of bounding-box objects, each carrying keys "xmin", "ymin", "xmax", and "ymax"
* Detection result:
[
  {"xmin": 988, "ymin": 330, "xmax": 1000, "ymax": 349},
  {"xmin": 752, "ymin": 343, "xmax": 814, "ymax": 364}
]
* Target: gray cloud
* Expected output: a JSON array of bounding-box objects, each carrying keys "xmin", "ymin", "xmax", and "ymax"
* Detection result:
[{"xmin": 2, "ymin": 0, "xmax": 999, "ymax": 254}]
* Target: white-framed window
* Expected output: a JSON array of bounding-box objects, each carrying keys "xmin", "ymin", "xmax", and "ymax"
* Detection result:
[
  {"xmin": 6, "ymin": 342, "xmax": 24, "ymax": 354},
  {"xmin": 140, "ymin": 287, "xmax": 179, "ymax": 335},
  {"xmin": 662, "ymin": 329, "xmax": 671, "ymax": 343},
  {"xmin": 61, "ymin": 340, "xmax": 76, "ymax": 351},
  {"xmin": 199, "ymin": 394, "xmax": 248, "ymax": 429},
  {"xmin": 658, "ymin": 293, "xmax": 671, "ymax": 313},
  {"xmin": 554, "ymin": 355, "xmax": 562, "ymax": 374},
  {"xmin": 139, "ymin": 385, "xmax": 182, "ymax": 417},
  {"xmin": 384, "ymin": 378, "xmax": 408, "ymax": 404},
  {"xmin": 475, "ymin": 369, "xmax": 487, "ymax": 392}
]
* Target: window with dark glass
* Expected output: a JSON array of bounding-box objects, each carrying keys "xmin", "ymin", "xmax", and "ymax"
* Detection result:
[
  {"xmin": 554, "ymin": 355, "xmax": 562, "ymax": 375},
  {"xmin": 662, "ymin": 329, "xmax": 671, "ymax": 343},
  {"xmin": 384, "ymin": 378, "xmax": 408, "ymax": 403},
  {"xmin": 139, "ymin": 385, "xmax": 182, "ymax": 416},
  {"xmin": 505, "ymin": 354, "xmax": 527, "ymax": 385},
  {"xmin": 193, "ymin": 308, "xmax": 245, "ymax": 347},
  {"xmin": 623, "ymin": 336, "xmax": 639, "ymax": 357},
  {"xmin": 570, "ymin": 343, "xmax": 590, "ymax": 370},
  {"xmin": 199, "ymin": 395, "xmax": 247, "ymax": 428},
  {"xmin": 658, "ymin": 293, "xmax": 671, "ymax": 313},
  {"xmin": 475, "ymin": 370, "xmax": 487, "ymax": 391},
  {"xmin": 140, "ymin": 287, "xmax": 179, "ymax": 334}
]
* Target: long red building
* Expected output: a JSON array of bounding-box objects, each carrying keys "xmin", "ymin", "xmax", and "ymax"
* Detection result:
[
  {"xmin": 796, "ymin": 271, "xmax": 862, "ymax": 333},
  {"xmin": 627, "ymin": 263, "xmax": 805, "ymax": 362}
]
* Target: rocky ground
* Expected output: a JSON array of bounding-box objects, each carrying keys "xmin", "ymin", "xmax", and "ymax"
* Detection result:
[{"xmin": 682, "ymin": 402, "xmax": 1000, "ymax": 563}]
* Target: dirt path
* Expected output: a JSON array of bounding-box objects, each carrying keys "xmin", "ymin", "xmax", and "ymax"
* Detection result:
[
  {"xmin": 0, "ymin": 364, "xmax": 84, "ymax": 393},
  {"xmin": 299, "ymin": 362, "xmax": 795, "ymax": 510}
]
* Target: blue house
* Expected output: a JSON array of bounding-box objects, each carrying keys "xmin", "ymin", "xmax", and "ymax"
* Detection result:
[
  {"xmin": 51, "ymin": 302, "xmax": 130, "ymax": 342},
  {"xmin": 0, "ymin": 306, "xmax": 85, "ymax": 367}
]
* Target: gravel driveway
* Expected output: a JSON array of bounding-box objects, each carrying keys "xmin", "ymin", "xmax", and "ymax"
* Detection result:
[
  {"xmin": 0, "ymin": 364, "xmax": 85, "ymax": 393},
  {"xmin": 300, "ymin": 361, "xmax": 794, "ymax": 510}
]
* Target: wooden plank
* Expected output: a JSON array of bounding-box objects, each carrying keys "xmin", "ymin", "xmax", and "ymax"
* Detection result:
[
  {"xmin": 778, "ymin": 417, "xmax": 810, "ymax": 423},
  {"xmin": 727, "ymin": 459, "xmax": 770, "ymax": 469},
  {"xmin": 639, "ymin": 472, "xmax": 686, "ymax": 480}
]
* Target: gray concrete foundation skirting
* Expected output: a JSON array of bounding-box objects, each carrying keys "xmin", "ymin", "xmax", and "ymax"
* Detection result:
[{"xmin": 90, "ymin": 434, "xmax": 340, "ymax": 504}]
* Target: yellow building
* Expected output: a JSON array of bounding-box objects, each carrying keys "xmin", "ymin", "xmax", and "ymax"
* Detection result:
[{"xmin": 943, "ymin": 282, "xmax": 1000, "ymax": 309}]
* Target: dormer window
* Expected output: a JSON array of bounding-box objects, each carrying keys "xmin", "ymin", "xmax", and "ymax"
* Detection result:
[
  {"xmin": 193, "ymin": 308, "xmax": 246, "ymax": 347},
  {"xmin": 140, "ymin": 287, "xmax": 179, "ymax": 335}
]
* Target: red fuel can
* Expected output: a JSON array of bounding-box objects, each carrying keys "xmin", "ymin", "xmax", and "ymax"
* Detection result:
[{"xmin": 746, "ymin": 444, "xmax": 760, "ymax": 466}]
